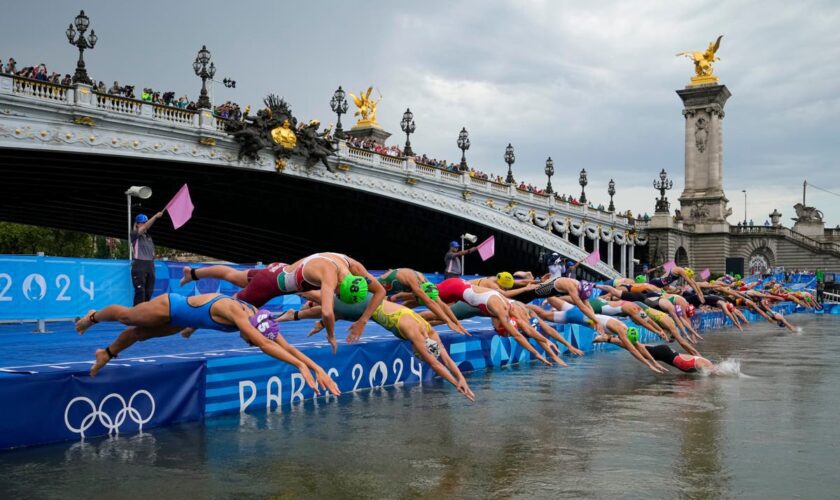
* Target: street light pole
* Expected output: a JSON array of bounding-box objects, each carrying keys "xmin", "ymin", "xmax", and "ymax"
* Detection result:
[
  {"xmin": 65, "ymin": 10, "xmax": 97, "ymax": 85},
  {"xmin": 544, "ymin": 157, "xmax": 554, "ymax": 194},
  {"xmin": 330, "ymin": 86, "xmax": 349, "ymax": 139},
  {"xmin": 400, "ymin": 108, "xmax": 416, "ymax": 156},
  {"xmin": 742, "ymin": 189, "xmax": 747, "ymax": 225},
  {"xmin": 608, "ymin": 179, "xmax": 616, "ymax": 212},
  {"xmin": 504, "ymin": 144, "xmax": 516, "ymax": 184},
  {"xmin": 193, "ymin": 45, "xmax": 216, "ymax": 110},
  {"xmin": 578, "ymin": 169, "xmax": 588, "ymax": 204},
  {"xmin": 457, "ymin": 127, "xmax": 470, "ymax": 171}
]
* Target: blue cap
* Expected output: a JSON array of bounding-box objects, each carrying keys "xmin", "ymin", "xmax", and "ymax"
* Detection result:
[
  {"xmin": 135, "ymin": 214, "xmax": 149, "ymax": 223},
  {"xmin": 450, "ymin": 241, "xmax": 460, "ymax": 248}
]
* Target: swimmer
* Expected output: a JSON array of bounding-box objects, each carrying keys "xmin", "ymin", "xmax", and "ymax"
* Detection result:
[
  {"xmin": 74, "ymin": 293, "xmax": 339, "ymax": 396},
  {"xmin": 376, "ymin": 268, "xmax": 468, "ymax": 334},
  {"xmin": 468, "ymin": 272, "xmax": 539, "ymax": 299},
  {"xmin": 289, "ymin": 293, "xmax": 475, "ymax": 401},
  {"xmin": 594, "ymin": 329, "xmax": 716, "ymax": 374},
  {"xmin": 179, "ymin": 252, "xmax": 385, "ymax": 352},
  {"xmin": 513, "ymin": 277, "xmax": 601, "ymax": 324},
  {"xmin": 632, "ymin": 301, "xmax": 701, "ymax": 356},
  {"xmin": 560, "ymin": 296, "xmax": 668, "ymax": 340},
  {"xmin": 648, "ymin": 265, "xmax": 705, "ymax": 302},
  {"xmin": 528, "ymin": 302, "xmax": 666, "ymax": 373}
]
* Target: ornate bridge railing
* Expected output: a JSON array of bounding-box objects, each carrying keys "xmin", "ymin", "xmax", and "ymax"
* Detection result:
[{"xmin": 730, "ymin": 225, "xmax": 840, "ymax": 257}]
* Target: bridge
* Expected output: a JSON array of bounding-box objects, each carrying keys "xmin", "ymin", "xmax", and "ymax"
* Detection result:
[{"xmin": 0, "ymin": 74, "xmax": 644, "ymax": 278}]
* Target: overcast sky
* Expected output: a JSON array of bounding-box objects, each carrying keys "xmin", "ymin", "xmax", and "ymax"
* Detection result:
[{"xmin": 3, "ymin": 1, "xmax": 839, "ymax": 226}]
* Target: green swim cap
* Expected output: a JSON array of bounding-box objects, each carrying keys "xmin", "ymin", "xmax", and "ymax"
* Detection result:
[
  {"xmin": 419, "ymin": 281, "xmax": 439, "ymax": 304},
  {"xmin": 635, "ymin": 274, "xmax": 647, "ymax": 283},
  {"xmin": 626, "ymin": 327, "xmax": 639, "ymax": 344},
  {"xmin": 338, "ymin": 274, "xmax": 368, "ymax": 304},
  {"xmin": 734, "ymin": 274, "xmax": 742, "ymax": 280}
]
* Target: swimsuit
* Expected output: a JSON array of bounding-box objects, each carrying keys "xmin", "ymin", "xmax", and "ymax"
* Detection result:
[
  {"xmin": 332, "ymin": 292, "xmax": 429, "ymax": 341},
  {"xmin": 168, "ymin": 293, "xmax": 250, "ymax": 332},
  {"xmin": 378, "ymin": 269, "xmax": 423, "ymax": 296},
  {"xmin": 650, "ymin": 272, "xmax": 676, "ymax": 288},
  {"xmin": 645, "ymin": 344, "xmax": 697, "ymax": 372},
  {"xmin": 437, "ymin": 278, "xmax": 472, "ymax": 304},
  {"xmin": 589, "ymin": 298, "xmax": 624, "ymax": 316},
  {"xmin": 277, "ymin": 253, "xmax": 350, "ymax": 294},
  {"xmin": 234, "ymin": 262, "xmax": 287, "ymax": 307}
]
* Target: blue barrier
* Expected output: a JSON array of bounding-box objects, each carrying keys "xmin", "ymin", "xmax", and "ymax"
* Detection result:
[{"xmin": 0, "ymin": 358, "xmax": 205, "ymax": 449}]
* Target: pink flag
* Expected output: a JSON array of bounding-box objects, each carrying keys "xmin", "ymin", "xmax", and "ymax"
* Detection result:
[
  {"xmin": 699, "ymin": 268, "xmax": 711, "ymax": 280},
  {"xmin": 476, "ymin": 235, "xmax": 495, "ymax": 261},
  {"xmin": 662, "ymin": 260, "xmax": 676, "ymax": 273},
  {"xmin": 584, "ymin": 250, "xmax": 601, "ymax": 266},
  {"xmin": 165, "ymin": 184, "xmax": 194, "ymax": 230}
]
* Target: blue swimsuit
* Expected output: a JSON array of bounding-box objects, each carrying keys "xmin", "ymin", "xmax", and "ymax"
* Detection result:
[{"xmin": 168, "ymin": 293, "xmax": 249, "ymax": 332}]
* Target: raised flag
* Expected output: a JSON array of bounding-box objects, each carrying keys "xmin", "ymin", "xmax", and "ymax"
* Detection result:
[
  {"xmin": 584, "ymin": 250, "xmax": 601, "ymax": 266},
  {"xmin": 165, "ymin": 184, "xmax": 194, "ymax": 230},
  {"xmin": 699, "ymin": 268, "xmax": 711, "ymax": 280},
  {"xmin": 477, "ymin": 235, "xmax": 495, "ymax": 261},
  {"xmin": 662, "ymin": 260, "xmax": 676, "ymax": 273}
]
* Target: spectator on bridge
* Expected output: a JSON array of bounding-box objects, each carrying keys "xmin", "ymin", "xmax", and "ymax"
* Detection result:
[
  {"xmin": 3, "ymin": 58, "xmax": 15, "ymax": 74},
  {"xmin": 61, "ymin": 74, "xmax": 71, "ymax": 86},
  {"xmin": 141, "ymin": 88, "xmax": 153, "ymax": 102},
  {"xmin": 764, "ymin": 219, "xmax": 771, "ymax": 227},
  {"xmin": 131, "ymin": 211, "xmax": 164, "ymax": 305},
  {"xmin": 444, "ymin": 241, "xmax": 477, "ymax": 279}
]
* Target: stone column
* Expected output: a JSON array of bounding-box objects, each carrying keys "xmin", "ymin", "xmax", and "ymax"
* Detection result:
[
  {"xmin": 607, "ymin": 241, "xmax": 614, "ymax": 269},
  {"xmin": 620, "ymin": 243, "xmax": 627, "ymax": 277},
  {"xmin": 676, "ymin": 84, "xmax": 732, "ymax": 231},
  {"xmin": 628, "ymin": 244, "xmax": 635, "ymax": 278}
]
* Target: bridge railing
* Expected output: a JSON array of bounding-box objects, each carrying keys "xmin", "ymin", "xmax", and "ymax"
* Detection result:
[
  {"xmin": 731, "ymin": 225, "xmax": 840, "ymax": 256},
  {"xmin": 11, "ymin": 76, "xmax": 70, "ymax": 103}
]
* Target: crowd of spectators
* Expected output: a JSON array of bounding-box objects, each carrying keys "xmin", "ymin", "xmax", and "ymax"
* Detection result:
[
  {"xmin": 347, "ymin": 136, "xmax": 404, "ymax": 157},
  {"xmin": 1, "ymin": 57, "xmax": 243, "ymax": 115}
]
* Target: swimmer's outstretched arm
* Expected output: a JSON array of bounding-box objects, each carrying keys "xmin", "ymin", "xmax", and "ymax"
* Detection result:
[
  {"xmin": 271, "ymin": 332, "xmax": 341, "ymax": 396},
  {"xmin": 346, "ymin": 263, "xmax": 386, "ymax": 343},
  {"xmin": 514, "ymin": 313, "xmax": 566, "ymax": 366},
  {"xmin": 530, "ymin": 313, "xmax": 584, "ymax": 357},
  {"xmin": 423, "ymin": 331, "xmax": 475, "ymax": 401},
  {"xmin": 569, "ymin": 294, "xmax": 605, "ymax": 334},
  {"xmin": 595, "ymin": 284, "xmax": 623, "ymax": 300},
  {"xmin": 406, "ymin": 275, "xmax": 468, "ymax": 335},
  {"xmin": 435, "ymin": 299, "xmax": 469, "ymax": 335}
]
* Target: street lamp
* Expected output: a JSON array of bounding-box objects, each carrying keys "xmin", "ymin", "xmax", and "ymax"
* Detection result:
[
  {"xmin": 608, "ymin": 179, "xmax": 616, "ymax": 212},
  {"xmin": 544, "ymin": 157, "xmax": 554, "ymax": 194},
  {"xmin": 457, "ymin": 127, "xmax": 470, "ymax": 171},
  {"xmin": 653, "ymin": 168, "xmax": 674, "ymax": 213},
  {"xmin": 125, "ymin": 186, "xmax": 152, "ymax": 260},
  {"xmin": 193, "ymin": 45, "xmax": 216, "ymax": 109},
  {"xmin": 400, "ymin": 108, "xmax": 416, "ymax": 156},
  {"xmin": 65, "ymin": 10, "xmax": 97, "ymax": 85},
  {"xmin": 329, "ymin": 86, "xmax": 349, "ymax": 139},
  {"xmin": 504, "ymin": 143, "xmax": 516, "ymax": 184},
  {"xmin": 222, "ymin": 78, "xmax": 236, "ymax": 88},
  {"xmin": 742, "ymin": 189, "xmax": 747, "ymax": 225},
  {"xmin": 578, "ymin": 168, "xmax": 588, "ymax": 204}
]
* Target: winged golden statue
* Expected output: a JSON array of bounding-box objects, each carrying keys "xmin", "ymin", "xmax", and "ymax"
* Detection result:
[
  {"xmin": 348, "ymin": 86, "xmax": 381, "ymax": 127},
  {"xmin": 677, "ymin": 35, "xmax": 723, "ymax": 86}
]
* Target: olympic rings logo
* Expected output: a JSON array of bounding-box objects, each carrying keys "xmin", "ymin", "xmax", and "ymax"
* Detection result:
[{"xmin": 64, "ymin": 390, "xmax": 155, "ymax": 438}]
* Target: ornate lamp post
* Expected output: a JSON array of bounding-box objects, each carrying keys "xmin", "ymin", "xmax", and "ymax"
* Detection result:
[
  {"xmin": 457, "ymin": 127, "xmax": 470, "ymax": 171},
  {"xmin": 544, "ymin": 157, "xmax": 554, "ymax": 194},
  {"xmin": 608, "ymin": 179, "xmax": 616, "ymax": 212},
  {"xmin": 653, "ymin": 168, "xmax": 674, "ymax": 213},
  {"xmin": 400, "ymin": 108, "xmax": 416, "ymax": 156},
  {"xmin": 504, "ymin": 143, "xmax": 516, "ymax": 184},
  {"xmin": 65, "ymin": 10, "xmax": 97, "ymax": 85},
  {"xmin": 192, "ymin": 45, "xmax": 216, "ymax": 110},
  {"xmin": 330, "ymin": 86, "xmax": 349, "ymax": 139},
  {"xmin": 578, "ymin": 168, "xmax": 588, "ymax": 203}
]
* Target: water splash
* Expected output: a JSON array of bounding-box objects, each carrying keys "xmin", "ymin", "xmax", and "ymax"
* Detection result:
[{"xmin": 701, "ymin": 358, "xmax": 749, "ymax": 378}]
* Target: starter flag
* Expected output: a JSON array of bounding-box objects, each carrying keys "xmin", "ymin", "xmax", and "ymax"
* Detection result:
[
  {"xmin": 477, "ymin": 235, "xmax": 495, "ymax": 261},
  {"xmin": 165, "ymin": 184, "xmax": 194, "ymax": 230},
  {"xmin": 584, "ymin": 250, "xmax": 601, "ymax": 266},
  {"xmin": 699, "ymin": 268, "xmax": 711, "ymax": 280},
  {"xmin": 662, "ymin": 260, "xmax": 676, "ymax": 273}
]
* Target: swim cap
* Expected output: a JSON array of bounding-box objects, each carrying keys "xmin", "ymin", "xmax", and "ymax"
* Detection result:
[
  {"xmin": 248, "ymin": 309, "xmax": 280, "ymax": 341},
  {"xmin": 413, "ymin": 337, "xmax": 441, "ymax": 359},
  {"xmin": 135, "ymin": 214, "xmax": 149, "ymax": 223},
  {"xmin": 725, "ymin": 302, "xmax": 735, "ymax": 313},
  {"xmin": 675, "ymin": 304, "xmax": 684, "ymax": 316},
  {"xmin": 496, "ymin": 272, "xmax": 515, "ymax": 290},
  {"xmin": 734, "ymin": 274, "xmax": 742, "ymax": 280},
  {"xmin": 612, "ymin": 278, "xmax": 623, "ymax": 287},
  {"xmin": 626, "ymin": 326, "xmax": 639, "ymax": 344},
  {"xmin": 686, "ymin": 304, "xmax": 697, "ymax": 317},
  {"xmin": 635, "ymin": 274, "xmax": 647, "ymax": 283},
  {"xmin": 684, "ymin": 268, "xmax": 696, "ymax": 279},
  {"xmin": 578, "ymin": 280, "xmax": 593, "ymax": 300},
  {"xmin": 338, "ymin": 274, "xmax": 368, "ymax": 304},
  {"xmin": 419, "ymin": 281, "xmax": 439, "ymax": 304}
]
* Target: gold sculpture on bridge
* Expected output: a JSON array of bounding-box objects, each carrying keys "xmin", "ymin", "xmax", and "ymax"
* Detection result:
[
  {"xmin": 349, "ymin": 86, "xmax": 381, "ymax": 128},
  {"xmin": 677, "ymin": 35, "xmax": 723, "ymax": 86}
]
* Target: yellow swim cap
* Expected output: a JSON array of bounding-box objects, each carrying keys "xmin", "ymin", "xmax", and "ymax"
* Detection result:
[
  {"xmin": 496, "ymin": 272, "xmax": 515, "ymax": 290},
  {"xmin": 685, "ymin": 268, "xmax": 696, "ymax": 279}
]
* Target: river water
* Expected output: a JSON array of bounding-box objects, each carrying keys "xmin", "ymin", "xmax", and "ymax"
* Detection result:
[{"xmin": 1, "ymin": 314, "xmax": 838, "ymax": 498}]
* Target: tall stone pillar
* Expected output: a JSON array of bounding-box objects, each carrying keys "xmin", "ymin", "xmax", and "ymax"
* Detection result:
[
  {"xmin": 628, "ymin": 244, "xmax": 635, "ymax": 277},
  {"xmin": 620, "ymin": 243, "xmax": 627, "ymax": 277},
  {"xmin": 607, "ymin": 241, "xmax": 614, "ymax": 269},
  {"xmin": 676, "ymin": 84, "xmax": 732, "ymax": 231}
]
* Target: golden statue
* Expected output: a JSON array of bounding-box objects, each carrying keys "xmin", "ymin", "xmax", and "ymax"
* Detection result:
[
  {"xmin": 677, "ymin": 35, "xmax": 723, "ymax": 86},
  {"xmin": 348, "ymin": 86, "xmax": 381, "ymax": 128},
  {"xmin": 270, "ymin": 119, "xmax": 297, "ymax": 150}
]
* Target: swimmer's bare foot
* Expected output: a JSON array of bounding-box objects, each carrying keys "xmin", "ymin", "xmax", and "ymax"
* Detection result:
[
  {"xmin": 308, "ymin": 320, "xmax": 325, "ymax": 337},
  {"xmin": 277, "ymin": 310, "xmax": 296, "ymax": 322},
  {"xmin": 180, "ymin": 327, "xmax": 196, "ymax": 339},
  {"xmin": 90, "ymin": 348, "xmax": 111, "ymax": 377},
  {"xmin": 179, "ymin": 266, "xmax": 193, "ymax": 287},
  {"xmin": 75, "ymin": 310, "xmax": 97, "ymax": 335}
]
